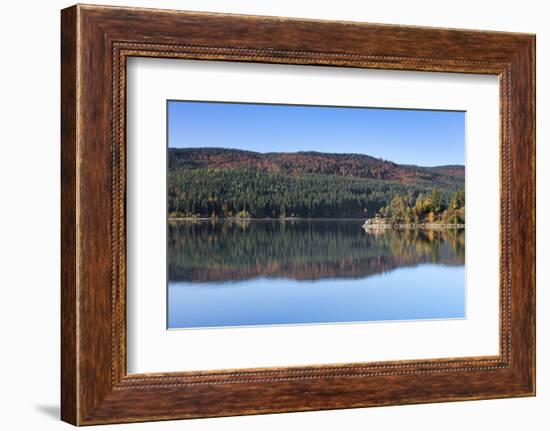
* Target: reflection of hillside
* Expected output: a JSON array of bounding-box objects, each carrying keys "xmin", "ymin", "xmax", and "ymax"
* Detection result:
[{"xmin": 168, "ymin": 220, "xmax": 465, "ymax": 282}]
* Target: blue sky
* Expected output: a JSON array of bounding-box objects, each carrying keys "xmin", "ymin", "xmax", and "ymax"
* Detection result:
[{"xmin": 168, "ymin": 100, "xmax": 465, "ymax": 167}]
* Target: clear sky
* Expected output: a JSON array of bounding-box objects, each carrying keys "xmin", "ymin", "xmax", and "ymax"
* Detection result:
[{"xmin": 168, "ymin": 100, "xmax": 465, "ymax": 167}]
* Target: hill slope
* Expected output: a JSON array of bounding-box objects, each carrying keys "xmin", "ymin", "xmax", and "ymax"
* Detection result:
[
  {"xmin": 168, "ymin": 147, "xmax": 465, "ymax": 219},
  {"xmin": 169, "ymin": 147, "xmax": 464, "ymax": 189}
]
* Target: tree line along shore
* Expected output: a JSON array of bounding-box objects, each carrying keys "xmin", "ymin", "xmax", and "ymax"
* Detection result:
[{"xmin": 168, "ymin": 148, "xmax": 465, "ymax": 226}]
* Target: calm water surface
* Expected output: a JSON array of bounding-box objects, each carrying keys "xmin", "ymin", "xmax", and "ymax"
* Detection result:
[{"xmin": 168, "ymin": 219, "xmax": 465, "ymax": 329}]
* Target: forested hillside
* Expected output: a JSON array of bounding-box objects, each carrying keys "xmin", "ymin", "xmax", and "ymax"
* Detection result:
[{"xmin": 168, "ymin": 147, "xmax": 465, "ymax": 220}]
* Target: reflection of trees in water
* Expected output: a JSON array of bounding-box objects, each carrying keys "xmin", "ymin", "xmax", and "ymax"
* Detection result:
[{"xmin": 168, "ymin": 220, "xmax": 465, "ymax": 282}]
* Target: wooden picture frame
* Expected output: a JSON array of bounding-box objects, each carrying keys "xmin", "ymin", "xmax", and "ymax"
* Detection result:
[{"xmin": 61, "ymin": 4, "xmax": 535, "ymax": 425}]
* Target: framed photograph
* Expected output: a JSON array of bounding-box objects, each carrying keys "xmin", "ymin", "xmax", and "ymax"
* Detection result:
[
  {"xmin": 61, "ymin": 4, "xmax": 535, "ymax": 425},
  {"xmin": 164, "ymin": 101, "xmax": 466, "ymax": 331}
]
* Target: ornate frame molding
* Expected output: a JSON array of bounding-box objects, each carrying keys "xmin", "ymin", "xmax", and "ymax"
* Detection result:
[{"xmin": 61, "ymin": 5, "xmax": 535, "ymax": 425}]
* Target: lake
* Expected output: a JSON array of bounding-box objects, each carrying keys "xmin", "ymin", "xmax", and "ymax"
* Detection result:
[{"xmin": 168, "ymin": 219, "xmax": 465, "ymax": 329}]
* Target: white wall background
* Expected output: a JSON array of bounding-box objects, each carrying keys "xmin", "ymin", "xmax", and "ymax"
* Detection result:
[{"xmin": 0, "ymin": 1, "xmax": 546, "ymax": 429}]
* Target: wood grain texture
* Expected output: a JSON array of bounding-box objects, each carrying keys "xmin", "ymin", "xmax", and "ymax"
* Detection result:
[
  {"xmin": 60, "ymin": 4, "xmax": 536, "ymax": 425},
  {"xmin": 60, "ymin": 5, "xmax": 78, "ymax": 425}
]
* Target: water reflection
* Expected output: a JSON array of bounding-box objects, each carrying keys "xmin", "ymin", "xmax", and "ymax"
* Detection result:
[{"xmin": 168, "ymin": 219, "xmax": 465, "ymax": 283}]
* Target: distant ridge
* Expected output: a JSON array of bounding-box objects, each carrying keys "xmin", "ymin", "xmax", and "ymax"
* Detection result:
[
  {"xmin": 169, "ymin": 147, "xmax": 464, "ymax": 188},
  {"xmin": 424, "ymin": 165, "xmax": 465, "ymax": 178}
]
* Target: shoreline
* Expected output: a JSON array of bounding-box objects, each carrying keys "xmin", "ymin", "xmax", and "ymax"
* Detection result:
[
  {"xmin": 168, "ymin": 217, "xmax": 366, "ymax": 221},
  {"xmin": 363, "ymin": 222, "xmax": 465, "ymax": 230},
  {"xmin": 168, "ymin": 217, "xmax": 465, "ymax": 229}
]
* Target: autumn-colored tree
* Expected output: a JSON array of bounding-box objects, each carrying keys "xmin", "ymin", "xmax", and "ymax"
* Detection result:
[
  {"xmin": 431, "ymin": 187, "xmax": 442, "ymax": 213},
  {"xmin": 389, "ymin": 193, "xmax": 406, "ymax": 223}
]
